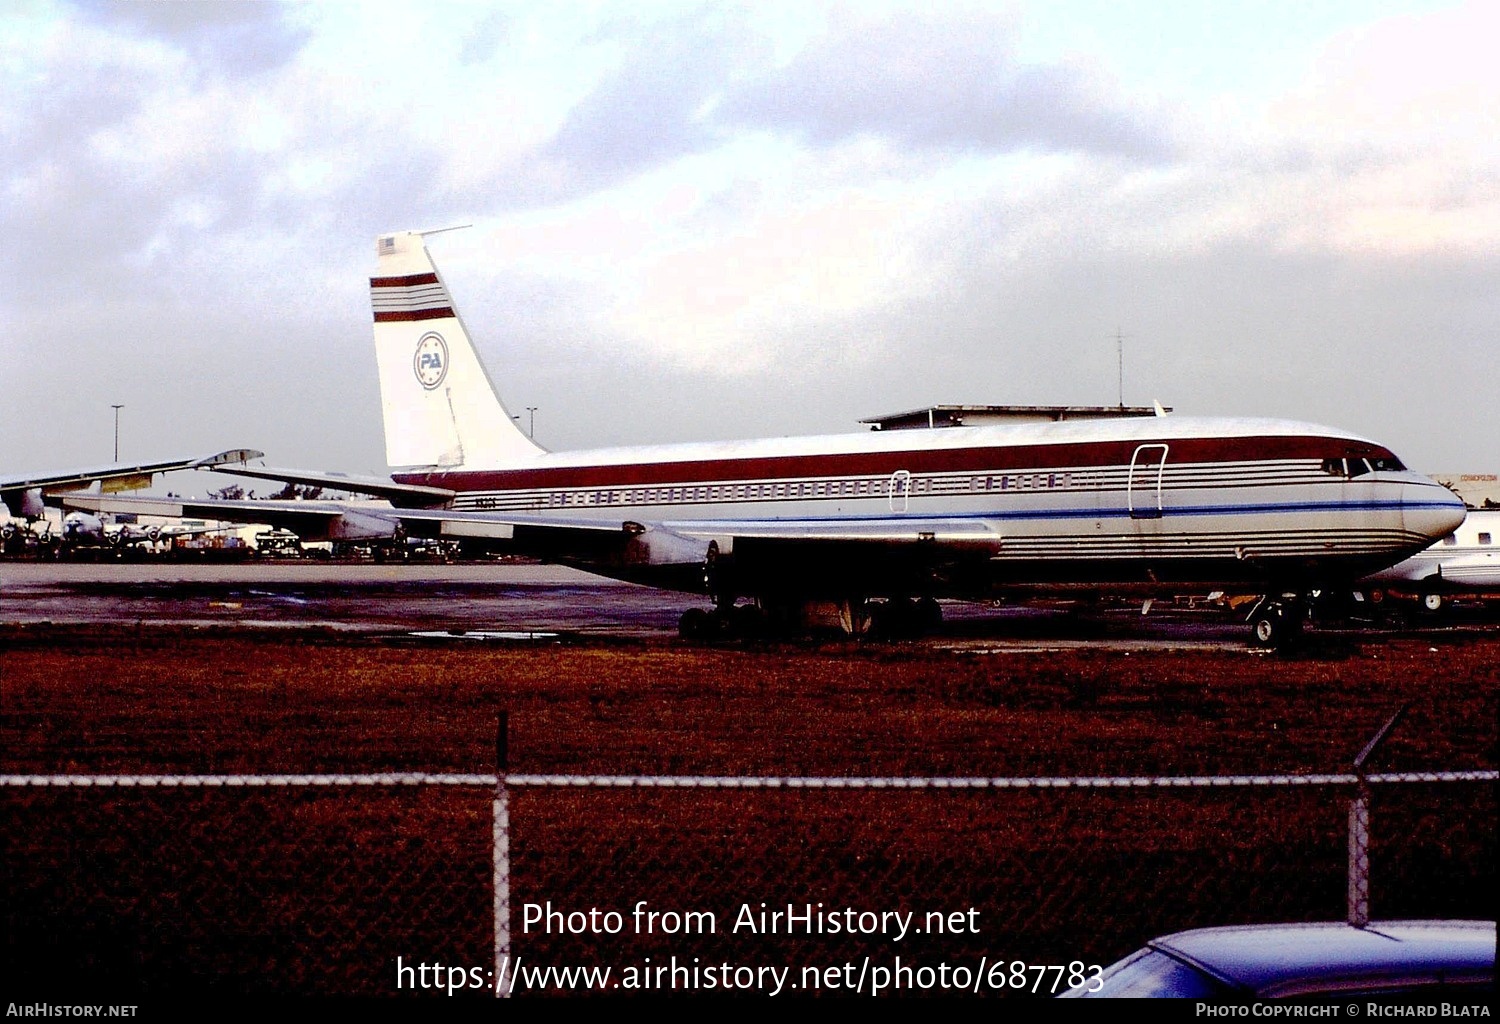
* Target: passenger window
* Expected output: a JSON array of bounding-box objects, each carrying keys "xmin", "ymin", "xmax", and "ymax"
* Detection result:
[
  {"xmin": 1480, "ymin": 534, "xmax": 1492, "ymax": 545},
  {"xmin": 1442, "ymin": 535, "xmax": 1458, "ymax": 546}
]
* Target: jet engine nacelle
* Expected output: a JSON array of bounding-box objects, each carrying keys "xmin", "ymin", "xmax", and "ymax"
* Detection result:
[
  {"xmin": 622, "ymin": 526, "xmax": 729, "ymax": 567},
  {"xmin": 7, "ymin": 488, "xmax": 45, "ymax": 520},
  {"xmin": 324, "ymin": 510, "xmax": 400, "ymax": 541}
]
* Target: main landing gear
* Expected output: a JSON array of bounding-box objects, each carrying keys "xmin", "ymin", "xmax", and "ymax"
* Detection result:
[
  {"xmin": 1247, "ymin": 593, "xmax": 1307, "ymax": 649},
  {"xmin": 678, "ymin": 603, "xmax": 768, "ymax": 640}
]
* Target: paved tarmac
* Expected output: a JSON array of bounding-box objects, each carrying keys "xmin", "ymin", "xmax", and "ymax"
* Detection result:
[
  {"xmin": 0, "ymin": 560, "xmax": 706, "ymax": 637},
  {"xmin": 8, "ymin": 557, "xmax": 1492, "ymax": 650},
  {"xmin": 0, "ymin": 557, "xmax": 1277, "ymax": 649}
]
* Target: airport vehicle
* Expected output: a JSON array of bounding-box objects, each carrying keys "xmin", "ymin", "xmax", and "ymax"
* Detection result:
[
  {"xmin": 1360, "ymin": 508, "xmax": 1500, "ymax": 616},
  {"xmin": 1061, "ymin": 920, "xmax": 1495, "ymax": 998},
  {"xmin": 62, "ymin": 231, "xmax": 1466, "ymax": 644},
  {"xmin": 253, "ymin": 528, "xmax": 305, "ymax": 556}
]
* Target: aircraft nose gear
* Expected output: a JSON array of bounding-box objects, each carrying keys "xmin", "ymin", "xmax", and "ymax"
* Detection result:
[
  {"xmin": 1247, "ymin": 593, "xmax": 1307, "ymax": 649},
  {"xmin": 702, "ymin": 540, "xmax": 722, "ymax": 600}
]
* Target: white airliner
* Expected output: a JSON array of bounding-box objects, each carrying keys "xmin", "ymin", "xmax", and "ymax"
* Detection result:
[{"xmin": 63, "ymin": 230, "xmax": 1466, "ymax": 646}]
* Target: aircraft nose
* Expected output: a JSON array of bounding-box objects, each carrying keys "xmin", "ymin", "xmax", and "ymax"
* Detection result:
[{"xmin": 1404, "ymin": 482, "xmax": 1467, "ymax": 542}]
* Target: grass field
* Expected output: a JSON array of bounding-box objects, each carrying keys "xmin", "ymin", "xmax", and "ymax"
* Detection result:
[{"xmin": 2, "ymin": 625, "xmax": 1495, "ymax": 997}]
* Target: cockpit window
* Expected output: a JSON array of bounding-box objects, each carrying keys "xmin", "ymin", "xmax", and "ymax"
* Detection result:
[{"xmin": 1322, "ymin": 456, "xmax": 1398, "ymax": 478}]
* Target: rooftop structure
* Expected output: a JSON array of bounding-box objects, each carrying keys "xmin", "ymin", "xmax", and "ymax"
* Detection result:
[{"xmin": 861, "ymin": 404, "xmax": 1169, "ymax": 431}]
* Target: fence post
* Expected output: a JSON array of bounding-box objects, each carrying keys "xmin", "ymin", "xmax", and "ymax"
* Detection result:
[
  {"xmin": 1347, "ymin": 781, "xmax": 1370, "ymax": 927},
  {"xmin": 1348, "ymin": 706, "xmax": 1405, "ymax": 928},
  {"xmin": 494, "ymin": 712, "xmax": 511, "ymax": 998}
]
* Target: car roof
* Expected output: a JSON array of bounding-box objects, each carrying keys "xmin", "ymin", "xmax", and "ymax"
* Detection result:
[{"xmin": 1152, "ymin": 920, "xmax": 1496, "ymax": 997}]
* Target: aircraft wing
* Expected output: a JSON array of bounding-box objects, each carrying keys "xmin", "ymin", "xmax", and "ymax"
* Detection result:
[
  {"xmin": 204, "ymin": 463, "xmax": 454, "ymax": 505},
  {"xmin": 391, "ymin": 508, "xmax": 642, "ymax": 539},
  {"xmin": 385, "ymin": 509, "xmax": 1005, "ymax": 590},
  {"xmin": 56, "ymin": 492, "xmax": 1005, "ymax": 571},
  {"xmin": 58, "ymin": 494, "xmax": 402, "ymax": 542},
  {"xmin": 2, "ymin": 449, "xmax": 263, "ymax": 519},
  {"xmin": 386, "ymin": 509, "xmax": 1003, "ymax": 550}
]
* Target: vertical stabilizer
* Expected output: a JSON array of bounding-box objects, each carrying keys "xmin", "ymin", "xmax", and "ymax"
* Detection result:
[{"xmin": 371, "ymin": 230, "xmax": 545, "ymax": 470}]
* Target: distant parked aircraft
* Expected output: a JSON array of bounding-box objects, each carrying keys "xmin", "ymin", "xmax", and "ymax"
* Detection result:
[
  {"xmin": 56, "ymin": 510, "xmax": 230, "ymax": 552},
  {"xmin": 1361, "ymin": 507, "xmax": 1500, "ymax": 615},
  {"xmin": 2, "ymin": 450, "xmax": 259, "ymax": 554}
]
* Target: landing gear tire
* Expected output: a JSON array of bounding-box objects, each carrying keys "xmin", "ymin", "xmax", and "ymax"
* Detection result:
[
  {"xmin": 1250, "ymin": 609, "xmax": 1283, "ymax": 649},
  {"xmin": 679, "ymin": 607, "xmax": 712, "ymax": 640},
  {"xmin": 681, "ymin": 603, "xmax": 765, "ymax": 640},
  {"xmin": 870, "ymin": 596, "xmax": 943, "ymax": 639},
  {"xmin": 871, "ymin": 598, "xmax": 914, "ymax": 639},
  {"xmin": 916, "ymin": 596, "xmax": 943, "ymax": 632},
  {"xmin": 730, "ymin": 603, "xmax": 765, "ymax": 639},
  {"xmin": 1249, "ymin": 597, "xmax": 1305, "ymax": 650}
]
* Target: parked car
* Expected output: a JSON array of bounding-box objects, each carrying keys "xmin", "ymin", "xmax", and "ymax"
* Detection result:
[{"xmin": 1061, "ymin": 920, "xmax": 1495, "ymax": 999}]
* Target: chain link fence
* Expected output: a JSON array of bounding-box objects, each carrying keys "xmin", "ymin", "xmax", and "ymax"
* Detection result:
[{"xmin": 3, "ymin": 752, "xmax": 1495, "ymax": 997}]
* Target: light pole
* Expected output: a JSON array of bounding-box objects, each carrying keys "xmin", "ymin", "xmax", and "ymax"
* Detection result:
[{"xmin": 111, "ymin": 404, "xmax": 124, "ymax": 462}]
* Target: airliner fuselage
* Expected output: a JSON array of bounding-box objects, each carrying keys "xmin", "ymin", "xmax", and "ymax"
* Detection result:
[{"xmin": 392, "ymin": 414, "xmax": 1462, "ymax": 602}]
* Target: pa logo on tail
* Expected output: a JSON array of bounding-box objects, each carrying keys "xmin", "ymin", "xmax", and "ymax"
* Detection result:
[{"xmin": 413, "ymin": 332, "xmax": 448, "ymax": 389}]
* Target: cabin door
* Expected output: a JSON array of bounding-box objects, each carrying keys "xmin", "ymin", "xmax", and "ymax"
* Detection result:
[
  {"xmin": 888, "ymin": 469, "xmax": 911, "ymax": 513},
  {"xmin": 1127, "ymin": 444, "xmax": 1168, "ymax": 519}
]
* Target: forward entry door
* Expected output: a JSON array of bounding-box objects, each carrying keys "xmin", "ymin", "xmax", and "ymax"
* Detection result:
[{"xmin": 1127, "ymin": 444, "xmax": 1168, "ymax": 519}]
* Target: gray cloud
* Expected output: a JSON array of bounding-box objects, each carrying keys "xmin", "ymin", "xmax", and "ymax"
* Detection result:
[
  {"xmin": 715, "ymin": 8, "xmax": 1173, "ymax": 161},
  {"xmin": 458, "ymin": 9, "xmax": 515, "ymax": 67},
  {"xmin": 71, "ymin": 0, "xmax": 310, "ymax": 78},
  {"xmin": 523, "ymin": 5, "xmax": 1172, "ymax": 203},
  {"xmin": 533, "ymin": 8, "xmax": 762, "ymax": 196}
]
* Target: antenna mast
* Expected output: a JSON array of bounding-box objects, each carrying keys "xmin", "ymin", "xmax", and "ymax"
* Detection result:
[{"xmin": 1115, "ymin": 327, "xmax": 1127, "ymax": 409}]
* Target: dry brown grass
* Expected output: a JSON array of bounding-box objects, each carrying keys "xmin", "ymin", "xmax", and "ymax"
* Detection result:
[{"xmin": 1, "ymin": 625, "xmax": 1494, "ymax": 997}]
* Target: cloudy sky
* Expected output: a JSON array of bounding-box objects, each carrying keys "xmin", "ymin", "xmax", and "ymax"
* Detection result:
[{"xmin": 3, "ymin": 0, "xmax": 1497, "ymax": 484}]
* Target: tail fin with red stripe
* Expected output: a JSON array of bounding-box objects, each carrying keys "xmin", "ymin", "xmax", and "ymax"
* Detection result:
[{"xmin": 371, "ymin": 230, "xmax": 544, "ymax": 469}]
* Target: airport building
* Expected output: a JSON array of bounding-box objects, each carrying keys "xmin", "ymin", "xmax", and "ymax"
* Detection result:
[{"xmin": 1430, "ymin": 473, "xmax": 1500, "ymax": 509}]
